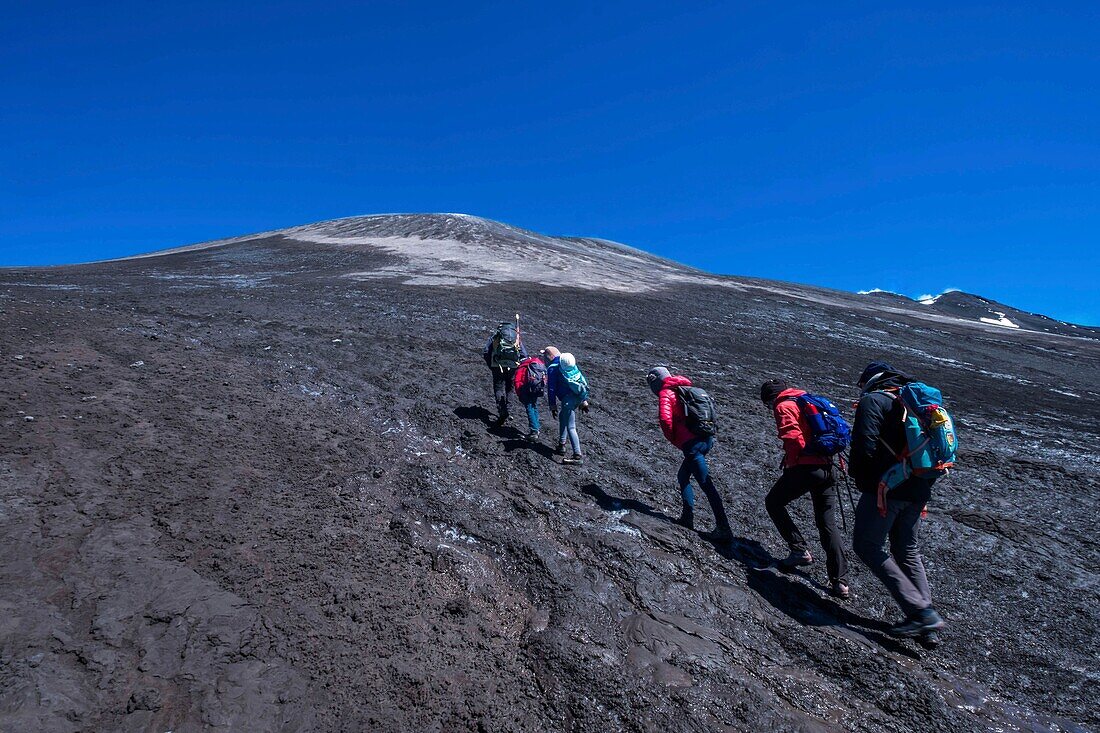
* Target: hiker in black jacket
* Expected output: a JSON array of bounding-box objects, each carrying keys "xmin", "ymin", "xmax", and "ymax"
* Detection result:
[
  {"xmin": 850, "ymin": 361, "xmax": 945, "ymax": 639},
  {"xmin": 483, "ymin": 322, "xmax": 528, "ymax": 426}
]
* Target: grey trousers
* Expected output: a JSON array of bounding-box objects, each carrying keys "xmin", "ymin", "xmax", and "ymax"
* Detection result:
[{"xmin": 852, "ymin": 491, "xmax": 932, "ymax": 617}]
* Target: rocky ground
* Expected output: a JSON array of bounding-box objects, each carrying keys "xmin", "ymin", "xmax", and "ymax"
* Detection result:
[{"xmin": 1, "ymin": 222, "xmax": 1097, "ymax": 732}]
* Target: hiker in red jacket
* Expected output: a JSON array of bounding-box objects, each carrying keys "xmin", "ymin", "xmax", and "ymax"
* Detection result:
[
  {"xmin": 647, "ymin": 367, "xmax": 732, "ymax": 543},
  {"xmin": 760, "ymin": 379, "xmax": 849, "ymax": 599},
  {"xmin": 512, "ymin": 355, "xmax": 547, "ymax": 442}
]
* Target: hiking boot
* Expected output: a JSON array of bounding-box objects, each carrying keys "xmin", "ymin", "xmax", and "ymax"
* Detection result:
[
  {"xmin": 494, "ymin": 414, "xmax": 508, "ymax": 427},
  {"xmin": 699, "ymin": 527, "xmax": 733, "ymax": 545},
  {"xmin": 832, "ymin": 580, "xmax": 851, "ymax": 600},
  {"xmin": 675, "ymin": 507, "xmax": 694, "ymax": 530},
  {"xmin": 562, "ymin": 454, "xmax": 584, "ymax": 465},
  {"xmin": 778, "ymin": 549, "xmax": 813, "ymax": 570},
  {"xmin": 918, "ymin": 629, "xmax": 942, "ymax": 650},
  {"xmin": 526, "ymin": 430, "xmax": 539, "ymax": 443},
  {"xmin": 555, "ymin": 443, "xmax": 566, "ymax": 455},
  {"xmin": 887, "ymin": 607, "xmax": 945, "ymax": 638}
]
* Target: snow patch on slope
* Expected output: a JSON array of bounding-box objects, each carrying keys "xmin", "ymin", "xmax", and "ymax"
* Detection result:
[{"xmin": 979, "ymin": 312, "xmax": 1020, "ymax": 329}]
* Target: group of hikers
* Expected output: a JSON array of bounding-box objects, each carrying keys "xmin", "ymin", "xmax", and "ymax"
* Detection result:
[{"xmin": 483, "ymin": 319, "xmax": 958, "ymax": 645}]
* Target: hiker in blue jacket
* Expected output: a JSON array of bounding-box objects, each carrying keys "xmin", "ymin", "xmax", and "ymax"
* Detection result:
[{"xmin": 546, "ymin": 348, "xmax": 588, "ymax": 465}]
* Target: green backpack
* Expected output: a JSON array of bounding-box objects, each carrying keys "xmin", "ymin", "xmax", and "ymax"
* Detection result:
[{"xmin": 491, "ymin": 323, "xmax": 522, "ymax": 369}]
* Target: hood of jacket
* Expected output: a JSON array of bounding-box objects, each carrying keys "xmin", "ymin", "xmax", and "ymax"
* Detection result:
[
  {"xmin": 861, "ymin": 369, "xmax": 911, "ymax": 394},
  {"xmin": 661, "ymin": 375, "xmax": 693, "ymax": 390},
  {"xmin": 775, "ymin": 387, "xmax": 806, "ymax": 403}
]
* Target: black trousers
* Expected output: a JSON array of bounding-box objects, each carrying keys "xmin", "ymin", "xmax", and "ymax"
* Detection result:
[
  {"xmin": 765, "ymin": 465, "xmax": 848, "ymax": 583},
  {"xmin": 491, "ymin": 367, "xmax": 516, "ymax": 419}
]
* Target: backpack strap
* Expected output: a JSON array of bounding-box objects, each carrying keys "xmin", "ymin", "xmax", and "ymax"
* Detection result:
[{"xmin": 674, "ymin": 385, "xmax": 689, "ymax": 417}]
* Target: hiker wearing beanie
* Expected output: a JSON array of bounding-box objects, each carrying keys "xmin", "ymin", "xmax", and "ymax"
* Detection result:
[
  {"xmin": 850, "ymin": 361, "xmax": 946, "ymax": 640},
  {"xmin": 759, "ymin": 379, "xmax": 850, "ymax": 599},
  {"xmin": 483, "ymin": 320, "xmax": 528, "ymax": 426},
  {"xmin": 647, "ymin": 366, "xmax": 732, "ymax": 543},
  {"xmin": 547, "ymin": 350, "xmax": 589, "ymax": 465}
]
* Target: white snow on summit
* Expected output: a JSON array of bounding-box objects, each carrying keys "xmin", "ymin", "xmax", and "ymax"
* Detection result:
[{"xmin": 917, "ymin": 288, "xmax": 962, "ymax": 305}]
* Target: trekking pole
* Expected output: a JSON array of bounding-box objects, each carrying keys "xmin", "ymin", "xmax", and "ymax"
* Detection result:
[
  {"xmin": 839, "ymin": 452, "xmax": 858, "ymax": 524},
  {"xmin": 834, "ymin": 459, "xmax": 848, "ymax": 534},
  {"xmin": 836, "ymin": 451, "xmax": 853, "ymax": 530}
]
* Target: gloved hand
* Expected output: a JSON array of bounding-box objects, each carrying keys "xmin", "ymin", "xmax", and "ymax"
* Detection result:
[
  {"xmin": 580, "ymin": 401, "xmax": 590, "ymax": 413},
  {"xmin": 551, "ymin": 407, "xmax": 559, "ymax": 419}
]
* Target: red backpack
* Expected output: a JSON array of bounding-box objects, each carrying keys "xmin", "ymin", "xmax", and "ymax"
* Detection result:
[{"xmin": 514, "ymin": 357, "xmax": 547, "ymax": 396}]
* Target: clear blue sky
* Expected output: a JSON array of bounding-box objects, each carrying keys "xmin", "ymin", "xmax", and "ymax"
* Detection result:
[{"xmin": 2, "ymin": 2, "xmax": 1098, "ymax": 324}]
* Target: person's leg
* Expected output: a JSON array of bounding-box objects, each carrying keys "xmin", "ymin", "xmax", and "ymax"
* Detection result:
[
  {"xmin": 677, "ymin": 454, "xmax": 696, "ymax": 510},
  {"xmin": 889, "ymin": 501, "xmax": 932, "ymax": 607},
  {"xmin": 685, "ymin": 438, "xmax": 730, "ymax": 532},
  {"xmin": 853, "ymin": 493, "xmax": 928, "ymax": 617},
  {"xmin": 557, "ymin": 402, "xmax": 570, "ymax": 449},
  {"xmin": 810, "ymin": 472, "xmax": 849, "ymax": 584},
  {"xmin": 492, "ymin": 370, "xmax": 508, "ymax": 420},
  {"xmin": 565, "ymin": 404, "xmax": 581, "ymax": 455},
  {"xmin": 522, "ymin": 397, "xmax": 540, "ymax": 434},
  {"xmin": 765, "ymin": 468, "xmax": 811, "ymax": 553}
]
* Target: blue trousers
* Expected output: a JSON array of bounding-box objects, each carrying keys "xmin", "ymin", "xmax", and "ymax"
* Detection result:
[
  {"xmin": 558, "ymin": 398, "xmax": 582, "ymax": 455},
  {"xmin": 521, "ymin": 398, "xmax": 540, "ymax": 432},
  {"xmin": 677, "ymin": 437, "xmax": 730, "ymax": 531}
]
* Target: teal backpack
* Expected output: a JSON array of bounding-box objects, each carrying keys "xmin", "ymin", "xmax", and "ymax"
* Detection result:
[
  {"xmin": 560, "ymin": 363, "xmax": 589, "ymax": 400},
  {"xmin": 877, "ymin": 382, "xmax": 958, "ymax": 514}
]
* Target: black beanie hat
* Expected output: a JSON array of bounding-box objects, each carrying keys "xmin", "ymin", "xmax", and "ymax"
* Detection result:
[
  {"xmin": 647, "ymin": 366, "xmax": 672, "ymax": 395},
  {"xmin": 858, "ymin": 361, "xmax": 894, "ymax": 387},
  {"xmin": 759, "ymin": 379, "xmax": 788, "ymax": 404}
]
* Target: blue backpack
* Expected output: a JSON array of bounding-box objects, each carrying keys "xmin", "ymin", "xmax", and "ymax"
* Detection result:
[{"xmin": 789, "ymin": 393, "xmax": 852, "ymax": 456}]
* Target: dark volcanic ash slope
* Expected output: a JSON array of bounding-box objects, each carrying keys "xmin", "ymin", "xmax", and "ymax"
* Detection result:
[{"xmin": 1, "ymin": 214, "xmax": 1098, "ymax": 733}]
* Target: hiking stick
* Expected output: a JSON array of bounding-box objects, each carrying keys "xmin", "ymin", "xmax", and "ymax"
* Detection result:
[
  {"xmin": 837, "ymin": 453, "xmax": 854, "ymax": 534},
  {"xmin": 838, "ymin": 474, "xmax": 849, "ymax": 534}
]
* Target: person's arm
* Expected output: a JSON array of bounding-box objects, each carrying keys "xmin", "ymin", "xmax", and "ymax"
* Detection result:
[
  {"xmin": 483, "ymin": 336, "xmax": 494, "ymax": 367},
  {"xmin": 849, "ymin": 394, "xmax": 886, "ymax": 482},
  {"xmin": 774, "ymin": 400, "xmax": 805, "ymax": 468},
  {"xmin": 658, "ymin": 389, "xmax": 676, "ymax": 442},
  {"xmin": 547, "ymin": 367, "xmax": 558, "ymax": 411}
]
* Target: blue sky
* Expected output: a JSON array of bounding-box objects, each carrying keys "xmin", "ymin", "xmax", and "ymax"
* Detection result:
[{"xmin": 2, "ymin": 2, "xmax": 1097, "ymax": 324}]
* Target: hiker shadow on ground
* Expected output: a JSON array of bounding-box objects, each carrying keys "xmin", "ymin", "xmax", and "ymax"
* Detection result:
[
  {"xmin": 453, "ymin": 405, "xmax": 556, "ymax": 460},
  {"xmin": 580, "ymin": 483, "xmax": 676, "ymax": 525},
  {"xmin": 701, "ymin": 535, "xmax": 920, "ymax": 658}
]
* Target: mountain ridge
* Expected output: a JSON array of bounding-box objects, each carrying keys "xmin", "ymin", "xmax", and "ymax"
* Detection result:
[
  {"xmin": 30, "ymin": 212, "xmax": 1092, "ymax": 337},
  {"xmin": 859, "ymin": 287, "xmax": 1092, "ymax": 336}
]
